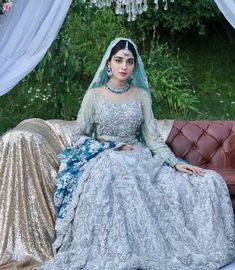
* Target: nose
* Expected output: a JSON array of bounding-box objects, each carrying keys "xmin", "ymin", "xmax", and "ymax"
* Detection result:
[{"xmin": 121, "ymin": 61, "xmax": 127, "ymax": 70}]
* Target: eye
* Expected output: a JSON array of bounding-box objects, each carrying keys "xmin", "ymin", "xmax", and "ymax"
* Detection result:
[
  {"xmin": 128, "ymin": 60, "xmax": 134, "ymax": 65},
  {"xmin": 115, "ymin": 59, "xmax": 122, "ymax": 63}
]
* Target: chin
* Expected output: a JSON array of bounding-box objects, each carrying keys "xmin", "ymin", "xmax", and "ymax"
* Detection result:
[{"xmin": 118, "ymin": 76, "xmax": 130, "ymax": 82}]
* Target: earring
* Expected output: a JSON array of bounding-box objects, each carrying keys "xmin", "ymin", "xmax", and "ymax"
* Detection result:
[{"xmin": 107, "ymin": 66, "xmax": 112, "ymax": 77}]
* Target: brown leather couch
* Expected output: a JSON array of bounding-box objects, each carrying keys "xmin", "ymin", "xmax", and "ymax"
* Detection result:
[{"xmin": 166, "ymin": 120, "xmax": 235, "ymax": 210}]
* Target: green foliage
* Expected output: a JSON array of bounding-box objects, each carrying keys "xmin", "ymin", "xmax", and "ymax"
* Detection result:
[
  {"xmin": 179, "ymin": 34, "xmax": 235, "ymax": 120},
  {"xmin": 67, "ymin": 2, "xmax": 131, "ymax": 80},
  {"xmin": 145, "ymin": 43, "xmax": 198, "ymax": 118},
  {"xmin": 127, "ymin": 0, "xmax": 221, "ymax": 49}
]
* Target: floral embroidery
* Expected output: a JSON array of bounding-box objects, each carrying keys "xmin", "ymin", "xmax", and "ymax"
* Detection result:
[{"xmin": 54, "ymin": 137, "xmax": 116, "ymax": 219}]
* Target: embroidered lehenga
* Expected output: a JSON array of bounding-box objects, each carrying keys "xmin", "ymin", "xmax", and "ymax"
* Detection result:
[{"xmin": 38, "ymin": 38, "xmax": 235, "ymax": 270}]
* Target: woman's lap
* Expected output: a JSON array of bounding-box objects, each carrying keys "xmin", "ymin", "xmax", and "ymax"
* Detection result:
[{"xmin": 41, "ymin": 146, "xmax": 235, "ymax": 270}]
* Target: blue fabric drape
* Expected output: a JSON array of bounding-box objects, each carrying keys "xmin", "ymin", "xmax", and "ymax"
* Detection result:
[{"xmin": 54, "ymin": 137, "xmax": 117, "ymax": 219}]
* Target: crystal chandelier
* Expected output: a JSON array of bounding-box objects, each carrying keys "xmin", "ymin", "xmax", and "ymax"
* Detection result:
[{"xmin": 81, "ymin": 0, "xmax": 174, "ymax": 21}]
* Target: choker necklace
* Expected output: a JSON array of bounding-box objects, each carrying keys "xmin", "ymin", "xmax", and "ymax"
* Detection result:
[{"xmin": 106, "ymin": 81, "xmax": 130, "ymax": 94}]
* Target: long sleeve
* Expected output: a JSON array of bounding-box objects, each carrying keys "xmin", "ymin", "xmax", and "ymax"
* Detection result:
[
  {"xmin": 72, "ymin": 89, "xmax": 95, "ymax": 145},
  {"xmin": 141, "ymin": 91, "xmax": 178, "ymax": 167}
]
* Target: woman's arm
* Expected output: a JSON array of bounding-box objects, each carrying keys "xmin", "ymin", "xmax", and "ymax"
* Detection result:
[
  {"xmin": 72, "ymin": 89, "xmax": 95, "ymax": 145},
  {"xmin": 140, "ymin": 90, "xmax": 204, "ymax": 175},
  {"xmin": 140, "ymin": 90, "xmax": 178, "ymax": 167}
]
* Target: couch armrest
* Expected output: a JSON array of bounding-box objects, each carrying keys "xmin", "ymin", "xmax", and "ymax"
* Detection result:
[
  {"xmin": 0, "ymin": 118, "xmax": 75, "ymax": 265},
  {"xmin": 228, "ymin": 134, "xmax": 235, "ymax": 168}
]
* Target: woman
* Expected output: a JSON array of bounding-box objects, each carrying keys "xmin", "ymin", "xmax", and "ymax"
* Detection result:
[{"xmin": 38, "ymin": 37, "xmax": 235, "ymax": 269}]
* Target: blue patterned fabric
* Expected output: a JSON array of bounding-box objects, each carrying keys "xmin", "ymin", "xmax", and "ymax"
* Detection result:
[{"xmin": 54, "ymin": 137, "xmax": 116, "ymax": 219}]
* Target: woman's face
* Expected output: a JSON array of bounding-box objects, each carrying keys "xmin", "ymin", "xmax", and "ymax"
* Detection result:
[{"xmin": 108, "ymin": 49, "xmax": 135, "ymax": 83}]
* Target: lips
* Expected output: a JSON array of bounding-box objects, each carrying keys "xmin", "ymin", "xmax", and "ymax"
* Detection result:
[{"xmin": 119, "ymin": 72, "xmax": 128, "ymax": 76}]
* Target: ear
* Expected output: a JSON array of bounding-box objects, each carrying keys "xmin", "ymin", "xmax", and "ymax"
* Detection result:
[{"xmin": 106, "ymin": 60, "xmax": 111, "ymax": 67}]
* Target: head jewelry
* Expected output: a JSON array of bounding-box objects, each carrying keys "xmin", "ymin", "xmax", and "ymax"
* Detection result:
[{"xmin": 123, "ymin": 41, "xmax": 130, "ymax": 56}]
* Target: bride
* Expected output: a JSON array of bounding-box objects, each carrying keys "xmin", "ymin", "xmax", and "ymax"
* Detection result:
[
  {"xmin": 35, "ymin": 38, "xmax": 235, "ymax": 270},
  {"xmin": 37, "ymin": 37, "xmax": 234, "ymax": 269}
]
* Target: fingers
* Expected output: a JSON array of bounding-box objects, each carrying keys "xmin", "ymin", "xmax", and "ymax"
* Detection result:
[
  {"xmin": 175, "ymin": 164, "xmax": 205, "ymax": 176},
  {"xmin": 115, "ymin": 144, "xmax": 134, "ymax": 151},
  {"xmin": 122, "ymin": 144, "xmax": 134, "ymax": 151},
  {"xmin": 193, "ymin": 166, "xmax": 205, "ymax": 176}
]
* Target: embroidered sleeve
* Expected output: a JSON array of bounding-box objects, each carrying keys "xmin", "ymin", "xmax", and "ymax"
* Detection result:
[
  {"xmin": 72, "ymin": 89, "xmax": 95, "ymax": 145},
  {"xmin": 141, "ymin": 91, "xmax": 178, "ymax": 167}
]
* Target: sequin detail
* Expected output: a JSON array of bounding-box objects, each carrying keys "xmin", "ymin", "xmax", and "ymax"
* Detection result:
[{"xmin": 95, "ymin": 100, "xmax": 143, "ymax": 139}]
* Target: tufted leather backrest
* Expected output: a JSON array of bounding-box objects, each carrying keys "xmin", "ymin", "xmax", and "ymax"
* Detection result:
[{"xmin": 166, "ymin": 120, "xmax": 235, "ymax": 168}]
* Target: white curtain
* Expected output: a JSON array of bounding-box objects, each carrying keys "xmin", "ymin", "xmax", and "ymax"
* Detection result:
[
  {"xmin": 214, "ymin": 0, "xmax": 235, "ymax": 29},
  {"xmin": 0, "ymin": 0, "xmax": 72, "ymax": 96}
]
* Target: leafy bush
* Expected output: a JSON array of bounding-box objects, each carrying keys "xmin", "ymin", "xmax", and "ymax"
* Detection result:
[{"xmin": 144, "ymin": 43, "xmax": 198, "ymax": 118}]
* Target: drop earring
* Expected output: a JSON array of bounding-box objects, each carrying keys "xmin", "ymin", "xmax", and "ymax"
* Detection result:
[{"xmin": 107, "ymin": 66, "xmax": 112, "ymax": 77}]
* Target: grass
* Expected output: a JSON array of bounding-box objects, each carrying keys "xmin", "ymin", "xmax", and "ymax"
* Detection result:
[{"xmin": 175, "ymin": 23, "xmax": 235, "ymax": 120}]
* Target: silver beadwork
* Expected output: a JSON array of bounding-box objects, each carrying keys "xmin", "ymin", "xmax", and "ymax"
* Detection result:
[
  {"xmin": 123, "ymin": 41, "xmax": 130, "ymax": 56},
  {"xmin": 95, "ymin": 97, "xmax": 143, "ymax": 139},
  {"xmin": 106, "ymin": 80, "xmax": 130, "ymax": 94},
  {"xmin": 107, "ymin": 66, "xmax": 112, "ymax": 77}
]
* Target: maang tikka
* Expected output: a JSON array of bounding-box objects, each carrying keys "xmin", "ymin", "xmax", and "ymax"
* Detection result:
[{"xmin": 123, "ymin": 41, "xmax": 130, "ymax": 56}]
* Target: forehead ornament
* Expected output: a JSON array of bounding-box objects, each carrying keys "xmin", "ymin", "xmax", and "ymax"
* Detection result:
[{"xmin": 123, "ymin": 41, "xmax": 130, "ymax": 56}]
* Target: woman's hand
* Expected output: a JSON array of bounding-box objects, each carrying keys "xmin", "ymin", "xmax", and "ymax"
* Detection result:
[
  {"xmin": 175, "ymin": 163, "xmax": 205, "ymax": 176},
  {"xmin": 115, "ymin": 144, "xmax": 134, "ymax": 151}
]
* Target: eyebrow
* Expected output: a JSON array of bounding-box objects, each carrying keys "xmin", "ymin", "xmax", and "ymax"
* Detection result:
[{"xmin": 114, "ymin": 56, "xmax": 135, "ymax": 61}]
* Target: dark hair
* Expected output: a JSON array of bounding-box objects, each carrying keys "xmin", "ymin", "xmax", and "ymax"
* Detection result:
[{"xmin": 108, "ymin": 40, "xmax": 137, "ymax": 61}]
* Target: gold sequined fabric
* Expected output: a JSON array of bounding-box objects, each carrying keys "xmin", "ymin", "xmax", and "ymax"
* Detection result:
[{"xmin": 0, "ymin": 118, "xmax": 76, "ymax": 270}]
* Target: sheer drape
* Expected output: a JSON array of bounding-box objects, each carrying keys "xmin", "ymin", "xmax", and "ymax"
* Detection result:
[
  {"xmin": 214, "ymin": 0, "xmax": 235, "ymax": 28},
  {"xmin": 0, "ymin": 0, "xmax": 72, "ymax": 96}
]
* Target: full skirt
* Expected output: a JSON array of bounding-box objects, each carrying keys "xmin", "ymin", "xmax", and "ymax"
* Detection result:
[{"xmin": 39, "ymin": 143, "xmax": 235, "ymax": 270}]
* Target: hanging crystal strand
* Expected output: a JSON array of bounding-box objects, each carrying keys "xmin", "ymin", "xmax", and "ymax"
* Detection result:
[
  {"xmin": 131, "ymin": 0, "xmax": 137, "ymax": 21},
  {"xmin": 106, "ymin": 0, "xmax": 112, "ymax": 7},
  {"xmin": 99, "ymin": 0, "xmax": 104, "ymax": 8},
  {"xmin": 80, "ymin": 0, "xmax": 175, "ymax": 21},
  {"xmin": 91, "ymin": 0, "xmax": 98, "ymax": 7},
  {"xmin": 102, "ymin": 0, "xmax": 108, "ymax": 7},
  {"xmin": 121, "ymin": 0, "xmax": 126, "ymax": 14},
  {"xmin": 126, "ymin": 0, "xmax": 132, "ymax": 21},
  {"xmin": 125, "ymin": 1, "xmax": 130, "ymax": 16},
  {"xmin": 93, "ymin": 0, "xmax": 98, "ymax": 7},
  {"xmin": 136, "ymin": 0, "xmax": 142, "ymax": 15},
  {"xmin": 154, "ymin": 0, "xmax": 159, "ymax": 10},
  {"xmin": 142, "ymin": 0, "xmax": 148, "ymax": 12},
  {"xmin": 96, "ymin": 0, "xmax": 101, "ymax": 8},
  {"xmin": 163, "ymin": 0, "xmax": 168, "ymax": 10},
  {"xmin": 115, "ymin": 0, "xmax": 122, "ymax": 14}
]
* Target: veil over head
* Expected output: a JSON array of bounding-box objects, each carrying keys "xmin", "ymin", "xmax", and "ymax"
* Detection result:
[{"xmin": 88, "ymin": 37, "xmax": 150, "ymax": 94}]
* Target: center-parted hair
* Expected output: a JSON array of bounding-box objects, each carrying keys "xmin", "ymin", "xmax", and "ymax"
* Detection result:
[{"xmin": 108, "ymin": 40, "xmax": 137, "ymax": 61}]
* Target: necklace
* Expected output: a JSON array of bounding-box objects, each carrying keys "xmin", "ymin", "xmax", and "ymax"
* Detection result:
[{"xmin": 106, "ymin": 81, "xmax": 130, "ymax": 94}]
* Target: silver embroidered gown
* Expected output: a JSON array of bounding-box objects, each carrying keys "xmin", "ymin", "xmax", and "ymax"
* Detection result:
[{"xmin": 39, "ymin": 88, "xmax": 235, "ymax": 270}]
